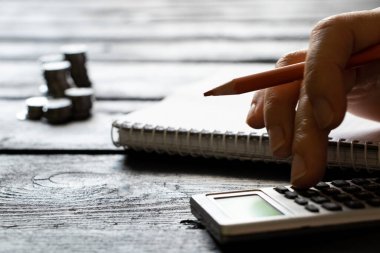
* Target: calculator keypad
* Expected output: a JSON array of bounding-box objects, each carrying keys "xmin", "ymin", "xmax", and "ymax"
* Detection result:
[{"xmin": 273, "ymin": 178, "xmax": 380, "ymax": 213}]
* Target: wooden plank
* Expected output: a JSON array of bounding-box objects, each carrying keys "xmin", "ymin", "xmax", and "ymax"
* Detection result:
[
  {"xmin": 0, "ymin": 154, "xmax": 379, "ymax": 252},
  {"xmin": 0, "ymin": 40, "xmax": 307, "ymax": 62},
  {"xmin": 0, "ymin": 62, "xmax": 273, "ymax": 99},
  {"xmin": 0, "ymin": 22, "xmax": 313, "ymax": 42},
  {"xmin": 0, "ymin": 100, "xmax": 155, "ymax": 151},
  {"xmin": 0, "ymin": 0, "xmax": 377, "ymax": 23}
]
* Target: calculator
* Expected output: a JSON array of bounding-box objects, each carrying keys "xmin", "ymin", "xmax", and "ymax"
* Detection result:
[{"xmin": 190, "ymin": 178, "xmax": 380, "ymax": 243}]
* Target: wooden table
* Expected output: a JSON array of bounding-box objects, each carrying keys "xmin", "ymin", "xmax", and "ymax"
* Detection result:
[{"xmin": 1, "ymin": 1, "xmax": 380, "ymax": 252}]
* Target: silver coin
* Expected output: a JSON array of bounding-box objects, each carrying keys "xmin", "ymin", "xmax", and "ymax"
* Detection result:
[
  {"xmin": 26, "ymin": 96, "xmax": 48, "ymax": 108},
  {"xmin": 44, "ymin": 98, "xmax": 72, "ymax": 109},
  {"xmin": 64, "ymin": 87, "xmax": 94, "ymax": 97},
  {"xmin": 42, "ymin": 61, "xmax": 71, "ymax": 72},
  {"xmin": 24, "ymin": 96, "xmax": 48, "ymax": 120},
  {"xmin": 64, "ymin": 88, "xmax": 94, "ymax": 119},
  {"xmin": 38, "ymin": 54, "xmax": 65, "ymax": 64},
  {"xmin": 43, "ymin": 98, "xmax": 72, "ymax": 124},
  {"xmin": 42, "ymin": 61, "xmax": 72, "ymax": 98}
]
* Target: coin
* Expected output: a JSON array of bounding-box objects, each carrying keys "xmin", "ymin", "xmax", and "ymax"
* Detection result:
[
  {"xmin": 42, "ymin": 61, "xmax": 70, "ymax": 72},
  {"xmin": 42, "ymin": 61, "xmax": 72, "ymax": 98},
  {"xmin": 61, "ymin": 44, "xmax": 92, "ymax": 87},
  {"xmin": 25, "ymin": 96, "xmax": 48, "ymax": 120},
  {"xmin": 43, "ymin": 98, "xmax": 72, "ymax": 124},
  {"xmin": 64, "ymin": 87, "xmax": 94, "ymax": 120},
  {"xmin": 38, "ymin": 54, "xmax": 65, "ymax": 64},
  {"xmin": 39, "ymin": 55, "xmax": 66, "ymax": 95}
]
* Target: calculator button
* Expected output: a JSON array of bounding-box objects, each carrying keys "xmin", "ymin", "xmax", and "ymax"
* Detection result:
[
  {"xmin": 284, "ymin": 191, "xmax": 298, "ymax": 199},
  {"xmin": 366, "ymin": 198, "xmax": 380, "ymax": 207},
  {"xmin": 274, "ymin": 186, "xmax": 288, "ymax": 194},
  {"xmin": 295, "ymin": 197, "xmax": 308, "ymax": 206},
  {"xmin": 354, "ymin": 191, "xmax": 374, "ymax": 200},
  {"xmin": 305, "ymin": 204, "xmax": 319, "ymax": 213},
  {"xmin": 295, "ymin": 189, "xmax": 319, "ymax": 198},
  {"xmin": 322, "ymin": 187, "xmax": 341, "ymax": 196},
  {"xmin": 344, "ymin": 200, "xmax": 365, "ymax": 209},
  {"xmin": 331, "ymin": 180, "xmax": 349, "ymax": 187},
  {"xmin": 311, "ymin": 196, "xmax": 330, "ymax": 204},
  {"xmin": 322, "ymin": 202, "xmax": 342, "ymax": 211},
  {"xmin": 341, "ymin": 185, "xmax": 361, "ymax": 194},
  {"xmin": 315, "ymin": 182, "xmax": 330, "ymax": 190},
  {"xmin": 333, "ymin": 193, "xmax": 353, "ymax": 202},
  {"xmin": 351, "ymin": 178, "xmax": 370, "ymax": 186}
]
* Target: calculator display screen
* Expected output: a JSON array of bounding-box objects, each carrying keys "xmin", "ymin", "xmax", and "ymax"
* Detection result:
[{"xmin": 215, "ymin": 195, "xmax": 283, "ymax": 219}]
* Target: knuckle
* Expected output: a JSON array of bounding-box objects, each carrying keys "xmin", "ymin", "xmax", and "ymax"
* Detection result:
[
  {"xmin": 276, "ymin": 51, "xmax": 303, "ymax": 67},
  {"xmin": 311, "ymin": 14, "xmax": 347, "ymax": 38}
]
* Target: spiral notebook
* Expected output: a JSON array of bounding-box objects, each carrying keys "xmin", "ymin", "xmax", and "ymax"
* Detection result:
[{"xmin": 112, "ymin": 76, "xmax": 380, "ymax": 172}]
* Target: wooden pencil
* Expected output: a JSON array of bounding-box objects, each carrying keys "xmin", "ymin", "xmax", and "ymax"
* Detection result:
[{"xmin": 204, "ymin": 44, "xmax": 380, "ymax": 96}]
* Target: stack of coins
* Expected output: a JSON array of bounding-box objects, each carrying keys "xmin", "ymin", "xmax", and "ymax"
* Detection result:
[
  {"xmin": 43, "ymin": 98, "xmax": 72, "ymax": 124},
  {"xmin": 61, "ymin": 44, "xmax": 92, "ymax": 87},
  {"xmin": 25, "ymin": 96, "xmax": 48, "ymax": 120},
  {"xmin": 64, "ymin": 87, "xmax": 94, "ymax": 120},
  {"xmin": 42, "ymin": 61, "xmax": 72, "ymax": 98},
  {"xmin": 38, "ymin": 54, "xmax": 67, "ymax": 96},
  {"xmin": 18, "ymin": 44, "xmax": 95, "ymax": 124}
]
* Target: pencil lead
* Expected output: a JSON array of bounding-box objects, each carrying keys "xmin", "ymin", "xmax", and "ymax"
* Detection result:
[
  {"xmin": 203, "ymin": 90, "xmax": 214, "ymax": 96},
  {"xmin": 203, "ymin": 80, "xmax": 236, "ymax": 96}
]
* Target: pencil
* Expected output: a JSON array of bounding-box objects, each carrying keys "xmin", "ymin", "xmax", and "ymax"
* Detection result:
[{"xmin": 204, "ymin": 44, "xmax": 380, "ymax": 96}]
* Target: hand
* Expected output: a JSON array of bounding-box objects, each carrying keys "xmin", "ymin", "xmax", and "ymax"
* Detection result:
[{"xmin": 246, "ymin": 9, "xmax": 380, "ymax": 188}]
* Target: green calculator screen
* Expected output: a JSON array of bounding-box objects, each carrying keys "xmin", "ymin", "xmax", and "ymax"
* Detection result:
[{"xmin": 215, "ymin": 195, "xmax": 283, "ymax": 219}]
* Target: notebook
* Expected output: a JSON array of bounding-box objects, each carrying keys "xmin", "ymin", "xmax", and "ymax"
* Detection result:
[{"xmin": 111, "ymin": 75, "xmax": 380, "ymax": 172}]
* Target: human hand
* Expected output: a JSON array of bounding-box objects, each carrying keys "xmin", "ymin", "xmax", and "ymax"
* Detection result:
[{"xmin": 246, "ymin": 9, "xmax": 380, "ymax": 188}]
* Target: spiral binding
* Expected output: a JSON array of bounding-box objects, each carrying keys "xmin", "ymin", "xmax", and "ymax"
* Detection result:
[{"xmin": 111, "ymin": 120, "xmax": 380, "ymax": 171}]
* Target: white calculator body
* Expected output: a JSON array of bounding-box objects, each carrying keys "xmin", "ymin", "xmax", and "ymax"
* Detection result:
[{"xmin": 190, "ymin": 178, "xmax": 380, "ymax": 243}]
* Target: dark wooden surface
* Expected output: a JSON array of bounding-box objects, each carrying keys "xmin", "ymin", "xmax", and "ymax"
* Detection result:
[{"xmin": 1, "ymin": 1, "xmax": 380, "ymax": 252}]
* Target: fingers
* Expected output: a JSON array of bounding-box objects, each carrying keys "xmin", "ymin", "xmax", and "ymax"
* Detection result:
[
  {"xmin": 291, "ymin": 9, "xmax": 380, "ymax": 188},
  {"xmin": 246, "ymin": 90, "xmax": 265, "ymax": 129},
  {"xmin": 305, "ymin": 9, "xmax": 380, "ymax": 130},
  {"xmin": 291, "ymin": 86, "xmax": 329, "ymax": 188},
  {"xmin": 263, "ymin": 51, "xmax": 306, "ymax": 157},
  {"xmin": 246, "ymin": 50, "xmax": 306, "ymax": 157}
]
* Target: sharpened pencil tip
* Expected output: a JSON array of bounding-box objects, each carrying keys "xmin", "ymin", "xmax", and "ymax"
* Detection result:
[
  {"xmin": 203, "ymin": 90, "xmax": 214, "ymax": 96},
  {"xmin": 204, "ymin": 80, "xmax": 237, "ymax": 96}
]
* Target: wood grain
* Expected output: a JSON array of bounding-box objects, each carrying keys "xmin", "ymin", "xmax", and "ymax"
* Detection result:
[
  {"xmin": 0, "ymin": 155, "xmax": 287, "ymax": 252},
  {"xmin": 0, "ymin": 154, "xmax": 379, "ymax": 252},
  {"xmin": 0, "ymin": 40, "xmax": 307, "ymax": 62},
  {"xmin": 0, "ymin": 22, "xmax": 313, "ymax": 42},
  {"xmin": 0, "ymin": 0, "xmax": 377, "ymax": 23},
  {"xmin": 0, "ymin": 100, "xmax": 154, "ymax": 151},
  {"xmin": 0, "ymin": 62, "xmax": 273, "ymax": 99}
]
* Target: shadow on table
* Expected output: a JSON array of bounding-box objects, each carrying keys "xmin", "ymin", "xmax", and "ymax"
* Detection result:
[
  {"xmin": 123, "ymin": 150, "xmax": 291, "ymax": 181},
  {"xmin": 123, "ymin": 150, "xmax": 380, "ymax": 182}
]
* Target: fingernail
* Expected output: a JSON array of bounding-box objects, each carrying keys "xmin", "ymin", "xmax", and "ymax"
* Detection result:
[
  {"xmin": 313, "ymin": 98, "xmax": 333, "ymax": 129},
  {"xmin": 268, "ymin": 126, "xmax": 285, "ymax": 154},
  {"xmin": 291, "ymin": 153, "xmax": 307, "ymax": 186}
]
